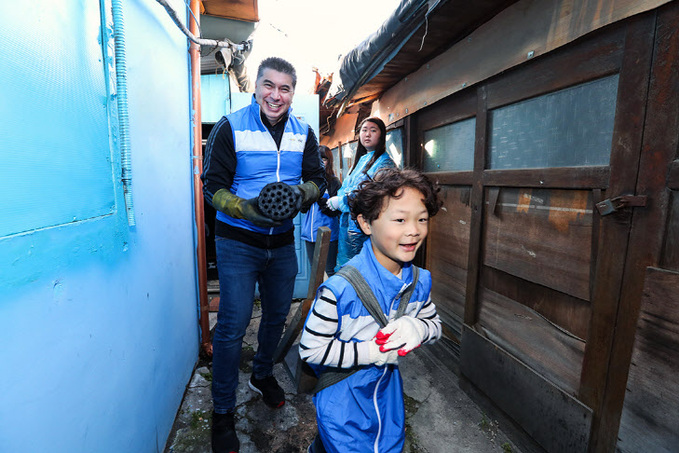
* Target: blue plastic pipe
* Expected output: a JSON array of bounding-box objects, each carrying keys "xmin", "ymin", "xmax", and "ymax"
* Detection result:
[{"xmin": 111, "ymin": 0, "xmax": 135, "ymax": 226}]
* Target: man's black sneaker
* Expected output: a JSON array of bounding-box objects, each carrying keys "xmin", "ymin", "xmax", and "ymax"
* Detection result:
[
  {"xmin": 248, "ymin": 374, "xmax": 285, "ymax": 408},
  {"xmin": 211, "ymin": 411, "xmax": 239, "ymax": 453}
]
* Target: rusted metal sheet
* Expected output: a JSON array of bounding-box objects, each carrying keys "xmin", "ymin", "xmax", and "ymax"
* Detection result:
[
  {"xmin": 460, "ymin": 325, "xmax": 592, "ymax": 453},
  {"xmin": 374, "ymin": 0, "xmax": 672, "ymax": 125},
  {"xmin": 617, "ymin": 267, "xmax": 679, "ymax": 452}
]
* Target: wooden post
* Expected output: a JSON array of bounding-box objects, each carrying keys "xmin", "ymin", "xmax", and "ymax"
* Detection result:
[{"xmin": 274, "ymin": 227, "xmax": 331, "ymax": 392}]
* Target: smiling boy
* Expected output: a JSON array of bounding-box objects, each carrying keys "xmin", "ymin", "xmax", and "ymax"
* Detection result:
[{"xmin": 300, "ymin": 167, "xmax": 443, "ymax": 453}]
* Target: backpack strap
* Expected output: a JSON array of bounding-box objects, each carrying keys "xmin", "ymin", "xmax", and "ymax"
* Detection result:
[{"xmin": 311, "ymin": 265, "xmax": 420, "ymax": 394}]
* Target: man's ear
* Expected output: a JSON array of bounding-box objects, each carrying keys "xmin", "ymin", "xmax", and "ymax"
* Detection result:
[{"xmin": 356, "ymin": 214, "xmax": 372, "ymax": 235}]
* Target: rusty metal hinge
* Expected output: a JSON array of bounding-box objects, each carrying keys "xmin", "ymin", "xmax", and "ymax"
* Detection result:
[{"xmin": 595, "ymin": 194, "xmax": 647, "ymax": 216}]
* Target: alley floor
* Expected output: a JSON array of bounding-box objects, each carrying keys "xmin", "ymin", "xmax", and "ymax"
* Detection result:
[{"xmin": 164, "ymin": 297, "xmax": 534, "ymax": 453}]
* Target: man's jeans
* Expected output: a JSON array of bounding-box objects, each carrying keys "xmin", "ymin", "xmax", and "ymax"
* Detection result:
[{"xmin": 212, "ymin": 237, "xmax": 297, "ymax": 413}]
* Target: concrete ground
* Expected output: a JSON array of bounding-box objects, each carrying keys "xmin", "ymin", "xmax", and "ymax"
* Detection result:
[{"xmin": 164, "ymin": 299, "xmax": 529, "ymax": 453}]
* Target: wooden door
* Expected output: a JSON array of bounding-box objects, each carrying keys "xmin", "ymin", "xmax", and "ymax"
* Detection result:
[{"xmin": 416, "ymin": 10, "xmax": 666, "ymax": 452}]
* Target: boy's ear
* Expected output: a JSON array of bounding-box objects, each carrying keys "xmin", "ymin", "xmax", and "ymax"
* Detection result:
[{"xmin": 356, "ymin": 214, "xmax": 372, "ymax": 235}]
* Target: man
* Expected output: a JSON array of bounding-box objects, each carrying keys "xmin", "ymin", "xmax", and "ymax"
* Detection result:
[{"xmin": 202, "ymin": 57, "xmax": 326, "ymax": 453}]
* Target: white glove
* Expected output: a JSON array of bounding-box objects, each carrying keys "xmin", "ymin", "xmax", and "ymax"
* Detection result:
[
  {"xmin": 376, "ymin": 316, "xmax": 427, "ymax": 357},
  {"xmin": 326, "ymin": 196, "xmax": 340, "ymax": 211},
  {"xmin": 368, "ymin": 337, "xmax": 399, "ymax": 366}
]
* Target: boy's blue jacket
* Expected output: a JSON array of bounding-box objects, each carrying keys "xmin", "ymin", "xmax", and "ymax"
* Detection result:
[{"xmin": 301, "ymin": 241, "xmax": 438, "ymax": 453}]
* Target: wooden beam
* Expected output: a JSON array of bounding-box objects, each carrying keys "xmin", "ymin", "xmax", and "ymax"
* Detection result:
[
  {"xmin": 374, "ymin": 0, "xmax": 672, "ymax": 125},
  {"xmin": 482, "ymin": 166, "xmax": 610, "ymax": 189},
  {"xmin": 577, "ymin": 13, "xmax": 656, "ymax": 451},
  {"xmin": 596, "ymin": 4, "xmax": 679, "ymax": 451},
  {"xmin": 668, "ymin": 160, "xmax": 679, "ymax": 190},
  {"xmin": 463, "ymin": 86, "xmax": 487, "ymax": 326},
  {"xmin": 274, "ymin": 227, "xmax": 331, "ymax": 364}
]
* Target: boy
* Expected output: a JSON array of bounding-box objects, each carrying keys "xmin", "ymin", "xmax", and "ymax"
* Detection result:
[{"xmin": 300, "ymin": 167, "xmax": 443, "ymax": 453}]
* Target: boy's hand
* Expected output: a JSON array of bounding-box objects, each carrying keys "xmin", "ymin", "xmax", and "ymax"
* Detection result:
[
  {"xmin": 368, "ymin": 338, "xmax": 399, "ymax": 366},
  {"xmin": 377, "ymin": 317, "xmax": 427, "ymax": 356}
]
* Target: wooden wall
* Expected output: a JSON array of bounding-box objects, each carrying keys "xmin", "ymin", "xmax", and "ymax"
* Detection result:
[{"xmin": 410, "ymin": 3, "xmax": 679, "ymax": 452}]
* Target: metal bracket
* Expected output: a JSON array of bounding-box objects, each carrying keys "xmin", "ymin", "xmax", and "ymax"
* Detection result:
[{"xmin": 595, "ymin": 195, "xmax": 647, "ymax": 216}]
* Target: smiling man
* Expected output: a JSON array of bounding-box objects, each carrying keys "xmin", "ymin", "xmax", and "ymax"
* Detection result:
[{"xmin": 202, "ymin": 57, "xmax": 326, "ymax": 453}]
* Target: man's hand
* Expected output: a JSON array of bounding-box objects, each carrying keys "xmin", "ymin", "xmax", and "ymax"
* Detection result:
[
  {"xmin": 212, "ymin": 188, "xmax": 281, "ymax": 227},
  {"xmin": 375, "ymin": 316, "xmax": 428, "ymax": 357},
  {"xmin": 290, "ymin": 181, "xmax": 320, "ymax": 213}
]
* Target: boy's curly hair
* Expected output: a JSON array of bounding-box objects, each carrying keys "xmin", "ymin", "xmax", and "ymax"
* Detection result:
[{"xmin": 348, "ymin": 167, "xmax": 442, "ymax": 223}]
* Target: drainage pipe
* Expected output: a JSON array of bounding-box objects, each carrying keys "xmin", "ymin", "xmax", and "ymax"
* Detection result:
[
  {"xmin": 189, "ymin": 0, "xmax": 212, "ymax": 358},
  {"xmin": 156, "ymin": 0, "xmax": 246, "ymax": 52},
  {"xmin": 111, "ymin": 0, "xmax": 135, "ymax": 226}
]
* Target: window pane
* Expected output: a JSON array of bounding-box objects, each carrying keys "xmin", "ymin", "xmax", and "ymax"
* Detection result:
[
  {"xmin": 386, "ymin": 128, "xmax": 404, "ymax": 167},
  {"xmin": 341, "ymin": 141, "xmax": 357, "ymax": 181},
  {"xmin": 488, "ymin": 75, "xmax": 619, "ymax": 169},
  {"xmin": 330, "ymin": 147, "xmax": 341, "ymax": 181},
  {"xmin": 423, "ymin": 117, "xmax": 476, "ymax": 172}
]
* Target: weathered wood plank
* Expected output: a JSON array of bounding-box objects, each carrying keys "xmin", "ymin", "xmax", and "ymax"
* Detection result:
[
  {"xmin": 374, "ymin": 0, "xmax": 671, "ymax": 123},
  {"xmin": 617, "ymin": 267, "xmax": 679, "ymax": 453},
  {"xmin": 662, "ymin": 191, "xmax": 679, "ymax": 271},
  {"xmin": 477, "ymin": 287, "xmax": 586, "ymax": 395},
  {"xmin": 427, "ymin": 186, "xmax": 471, "ymax": 342},
  {"xmin": 578, "ymin": 14, "xmax": 656, "ymax": 448},
  {"xmin": 463, "ymin": 87, "xmax": 488, "ymax": 325},
  {"xmin": 483, "ymin": 187, "xmax": 593, "ymax": 301},
  {"xmin": 274, "ymin": 227, "xmax": 331, "ymax": 364},
  {"xmin": 425, "ymin": 171, "xmax": 474, "ymax": 186},
  {"xmin": 668, "ymin": 160, "xmax": 679, "ymax": 190},
  {"xmin": 482, "ymin": 166, "xmax": 609, "ymax": 189},
  {"xmin": 460, "ymin": 325, "xmax": 592, "ymax": 453},
  {"xmin": 482, "ymin": 266, "xmax": 591, "ymax": 340},
  {"xmin": 595, "ymin": 6, "xmax": 679, "ymax": 450}
]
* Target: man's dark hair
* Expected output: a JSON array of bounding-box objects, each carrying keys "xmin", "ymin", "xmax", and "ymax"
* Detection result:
[
  {"xmin": 256, "ymin": 57, "xmax": 297, "ymax": 89},
  {"xmin": 349, "ymin": 167, "xmax": 442, "ymax": 223}
]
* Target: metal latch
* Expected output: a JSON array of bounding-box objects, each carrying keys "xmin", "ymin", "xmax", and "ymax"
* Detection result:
[{"xmin": 596, "ymin": 195, "xmax": 647, "ymax": 216}]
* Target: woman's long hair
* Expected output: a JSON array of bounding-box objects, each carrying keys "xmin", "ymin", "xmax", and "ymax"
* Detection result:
[
  {"xmin": 320, "ymin": 145, "xmax": 336, "ymax": 179},
  {"xmin": 350, "ymin": 117, "xmax": 388, "ymax": 175}
]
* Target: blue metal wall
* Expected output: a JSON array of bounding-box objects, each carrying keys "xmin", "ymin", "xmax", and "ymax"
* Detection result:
[{"xmin": 0, "ymin": 1, "xmax": 199, "ymax": 451}]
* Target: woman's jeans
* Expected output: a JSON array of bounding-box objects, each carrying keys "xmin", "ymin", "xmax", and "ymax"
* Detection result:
[
  {"xmin": 212, "ymin": 237, "xmax": 297, "ymax": 413},
  {"xmin": 305, "ymin": 240, "xmax": 338, "ymax": 276},
  {"xmin": 335, "ymin": 212, "xmax": 368, "ymax": 272}
]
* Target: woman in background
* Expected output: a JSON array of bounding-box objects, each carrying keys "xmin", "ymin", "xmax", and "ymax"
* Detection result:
[
  {"xmin": 301, "ymin": 146, "xmax": 341, "ymax": 276},
  {"xmin": 326, "ymin": 117, "xmax": 395, "ymax": 271}
]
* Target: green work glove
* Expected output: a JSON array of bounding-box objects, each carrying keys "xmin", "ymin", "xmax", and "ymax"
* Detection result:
[
  {"xmin": 212, "ymin": 188, "xmax": 281, "ymax": 228},
  {"xmin": 290, "ymin": 181, "xmax": 320, "ymax": 213}
]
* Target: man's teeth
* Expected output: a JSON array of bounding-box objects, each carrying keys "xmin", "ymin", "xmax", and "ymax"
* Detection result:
[{"xmin": 267, "ymin": 102, "xmax": 281, "ymax": 108}]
